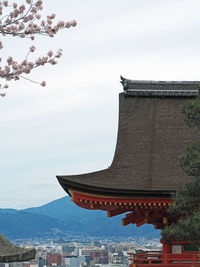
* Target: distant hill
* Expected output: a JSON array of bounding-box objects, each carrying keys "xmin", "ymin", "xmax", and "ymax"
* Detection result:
[
  {"xmin": 0, "ymin": 209, "xmax": 74, "ymax": 239},
  {"xmin": 0, "ymin": 197, "xmax": 160, "ymax": 240},
  {"xmin": 0, "ymin": 208, "xmax": 18, "ymax": 214}
]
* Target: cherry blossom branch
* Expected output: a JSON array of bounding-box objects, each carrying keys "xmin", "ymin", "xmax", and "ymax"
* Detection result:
[
  {"xmin": 0, "ymin": 0, "xmax": 77, "ymax": 97},
  {"xmin": 0, "ymin": 1, "xmax": 76, "ymax": 39},
  {"xmin": 19, "ymin": 75, "xmax": 45, "ymax": 86},
  {"xmin": 1, "ymin": 47, "xmax": 62, "ymax": 81}
]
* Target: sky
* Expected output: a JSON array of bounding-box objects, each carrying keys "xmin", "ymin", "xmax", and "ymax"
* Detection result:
[{"xmin": 1, "ymin": 0, "xmax": 200, "ymax": 209}]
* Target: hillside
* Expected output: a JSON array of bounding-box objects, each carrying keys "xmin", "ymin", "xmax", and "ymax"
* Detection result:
[{"xmin": 0, "ymin": 197, "xmax": 160, "ymax": 240}]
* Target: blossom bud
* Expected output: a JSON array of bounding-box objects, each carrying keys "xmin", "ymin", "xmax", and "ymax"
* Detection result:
[
  {"xmin": 7, "ymin": 57, "xmax": 13, "ymax": 65},
  {"xmin": 35, "ymin": 14, "xmax": 41, "ymax": 20},
  {"xmin": 41, "ymin": 20, "xmax": 45, "ymax": 27},
  {"xmin": 19, "ymin": 22, "xmax": 25, "ymax": 30},
  {"xmin": 41, "ymin": 81, "xmax": 46, "ymax": 87},
  {"xmin": 71, "ymin": 20, "xmax": 77, "ymax": 27},
  {"xmin": 58, "ymin": 21, "xmax": 65, "ymax": 27},
  {"xmin": 12, "ymin": 64, "xmax": 18, "ymax": 70},
  {"xmin": 17, "ymin": 69, "xmax": 22, "ymax": 74},
  {"xmin": 47, "ymin": 50, "xmax": 53, "ymax": 57},
  {"xmin": 47, "ymin": 19, "xmax": 52, "ymax": 25},
  {"xmin": 50, "ymin": 14, "xmax": 56, "ymax": 19},
  {"xmin": 5, "ymin": 66, "xmax": 10, "ymax": 73},
  {"xmin": 65, "ymin": 22, "xmax": 71, "ymax": 28},
  {"xmin": 31, "ymin": 7, "xmax": 37, "ymax": 13},
  {"xmin": 30, "ymin": 45, "xmax": 36, "ymax": 52},
  {"xmin": 3, "ymin": 1, "xmax": 8, "ymax": 7}
]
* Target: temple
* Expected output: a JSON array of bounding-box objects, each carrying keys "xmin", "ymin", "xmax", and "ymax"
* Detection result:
[{"xmin": 57, "ymin": 77, "xmax": 200, "ymax": 266}]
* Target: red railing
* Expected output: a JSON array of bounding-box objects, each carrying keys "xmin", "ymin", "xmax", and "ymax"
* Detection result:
[{"xmin": 129, "ymin": 251, "xmax": 200, "ymax": 266}]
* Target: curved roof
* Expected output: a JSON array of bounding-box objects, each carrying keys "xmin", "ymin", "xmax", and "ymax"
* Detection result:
[{"xmin": 57, "ymin": 78, "xmax": 200, "ymax": 198}]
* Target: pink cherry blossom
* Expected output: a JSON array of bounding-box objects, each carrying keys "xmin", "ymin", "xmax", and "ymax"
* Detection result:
[
  {"xmin": 3, "ymin": 1, "xmax": 8, "ymax": 7},
  {"xmin": 71, "ymin": 20, "xmax": 77, "ymax": 27},
  {"xmin": 0, "ymin": 0, "xmax": 76, "ymax": 96},
  {"xmin": 47, "ymin": 19, "xmax": 52, "ymax": 25},
  {"xmin": 41, "ymin": 81, "xmax": 46, "ymax": 87},
  {"xmin": 65, "ymin": 22, "xmax": 71, "ymax": 28},
  {"xmin": 35, "ymin": 14, "xmax": 41, "ymax": 19},
  {"xmin": 47, "ymin": 50, "xmax": 53, "ymax": 57},
  {"xmin": 7, "ymin": 57, "xmax": 13, "ymax": 65},
  {"xmin": 30, "ymin": 45, "xmax": 36, "ymax": 52}
]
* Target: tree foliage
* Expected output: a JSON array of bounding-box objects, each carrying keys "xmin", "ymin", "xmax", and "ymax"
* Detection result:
[
  {"xmin": 162, "ymin": 96, "xmax": 200, "ymax": 243},
  {"xmin": 182, "ymin": 97, "xmax": 200, "ymax": 129},
  {"xmin": 162, "ymin": 178, "xmax": 200, "ymax": 242},
  {"xmin": 180, "ymin": 143, "xmax": 200, "ymax": 177}
]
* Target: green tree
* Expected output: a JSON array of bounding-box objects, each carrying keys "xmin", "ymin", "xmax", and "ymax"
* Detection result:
[{"xmin": 162, "ymin": 96, "xmax": 200, "ymax": 243}]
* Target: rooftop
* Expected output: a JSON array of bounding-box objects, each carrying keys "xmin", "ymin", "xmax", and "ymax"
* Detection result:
[
  {"xmin": 121, "ymin": 76, "xmax": 200, "ymax": 97},
  {"xmin": 57, "ymin": 78, "xmax": 200, "ymax": 198}
]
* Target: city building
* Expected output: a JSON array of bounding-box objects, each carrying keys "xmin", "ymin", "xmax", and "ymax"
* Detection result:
[
  {"xmin": 46, "ymin": 253, "xmax": 62, "ymax": 266},
  {"xmin": 90, "ymin": 251, "xmax": 108, "ymax": 265},
  {"xmin": 67, "ymin": 256, "xmax": 89, "ymax": 267}
]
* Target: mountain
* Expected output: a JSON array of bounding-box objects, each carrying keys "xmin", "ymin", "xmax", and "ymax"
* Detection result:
[
  {"xmin": 0, "ymin": 210, "xmax": 73, "ymax": 239},
  {"xmin": 0, "ymin": 208, "xmax": 18, "ymax": 214},
  {"xmin": 0, "ymin": 197, "xmax": 160, "ymax": 240}
]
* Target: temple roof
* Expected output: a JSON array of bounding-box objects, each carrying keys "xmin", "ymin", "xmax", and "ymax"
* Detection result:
[
  {"xmin": 121, "ymin": 76, "xmax": 200, "ymax": 97},
  {"xmin": 57, "ymin": 77, "xmax": 200, "ymax": 198}
]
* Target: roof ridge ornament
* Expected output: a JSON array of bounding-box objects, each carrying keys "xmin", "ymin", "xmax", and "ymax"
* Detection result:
[{"xmin": 120, "ymin": 76, "xmax": 200, "ymax": 97}]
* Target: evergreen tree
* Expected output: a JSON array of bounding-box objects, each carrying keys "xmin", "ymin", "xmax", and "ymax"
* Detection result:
[{"xmin": 162, "ymin": 96, "xmax": 200, "ymax": 243}]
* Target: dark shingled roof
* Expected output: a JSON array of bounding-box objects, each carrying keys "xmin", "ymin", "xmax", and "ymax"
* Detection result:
[
  {"xmin": 57, "ymin": 77, "xmax": 200, "ymax": 198},
  {"xmin": 121, "ymin": 76, "xmax": 200, "ymax": 97}
]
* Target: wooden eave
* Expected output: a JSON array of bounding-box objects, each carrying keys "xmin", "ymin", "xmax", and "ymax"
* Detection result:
[
  {"xmin": 57, "ymin": 176, "xmax": 174, "ymax": 198},
  {"xmin": 68, "ymin": 189, "xmax": 172, "ymax": 229}
]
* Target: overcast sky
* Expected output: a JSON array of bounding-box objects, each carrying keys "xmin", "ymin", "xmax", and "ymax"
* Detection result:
[{"xmin": 1, "ymin": 0, "xmax": 200, "ymax": 209}]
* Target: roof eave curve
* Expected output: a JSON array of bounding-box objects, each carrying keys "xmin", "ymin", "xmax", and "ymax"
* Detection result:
[{"xmin": 57, "ymin": 174, "xmax": 174, "ymax": 199}]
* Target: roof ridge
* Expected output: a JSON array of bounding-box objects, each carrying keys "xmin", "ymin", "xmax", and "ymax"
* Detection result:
[{"xmin": 120, "ymin": 76, "xmax": 200, "ymax": 97}]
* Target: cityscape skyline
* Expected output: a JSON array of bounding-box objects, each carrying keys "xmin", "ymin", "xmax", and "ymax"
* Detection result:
[{"xmin": 0, "ymin": 237, "xmax": 161, "ymax": 267}]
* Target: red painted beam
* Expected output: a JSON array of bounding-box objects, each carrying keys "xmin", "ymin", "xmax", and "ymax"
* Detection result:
[
  {"xmin": 122, "ymin": 215, "xmax": 135, "ymax": 226},
  {"xmin": 136, "ymin": 219, "xmax": 146, "ymax": 227},
  {"xmin": 71, "ymin": 190, "xmax": 172, "ymax": 206},
  {"xmin": 122, "ymin": 213, "xmax": 145, "ymax": 226},
  {"xmin": 107, "ymin": 208, "xmax": 127, "ymax": 217}
]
